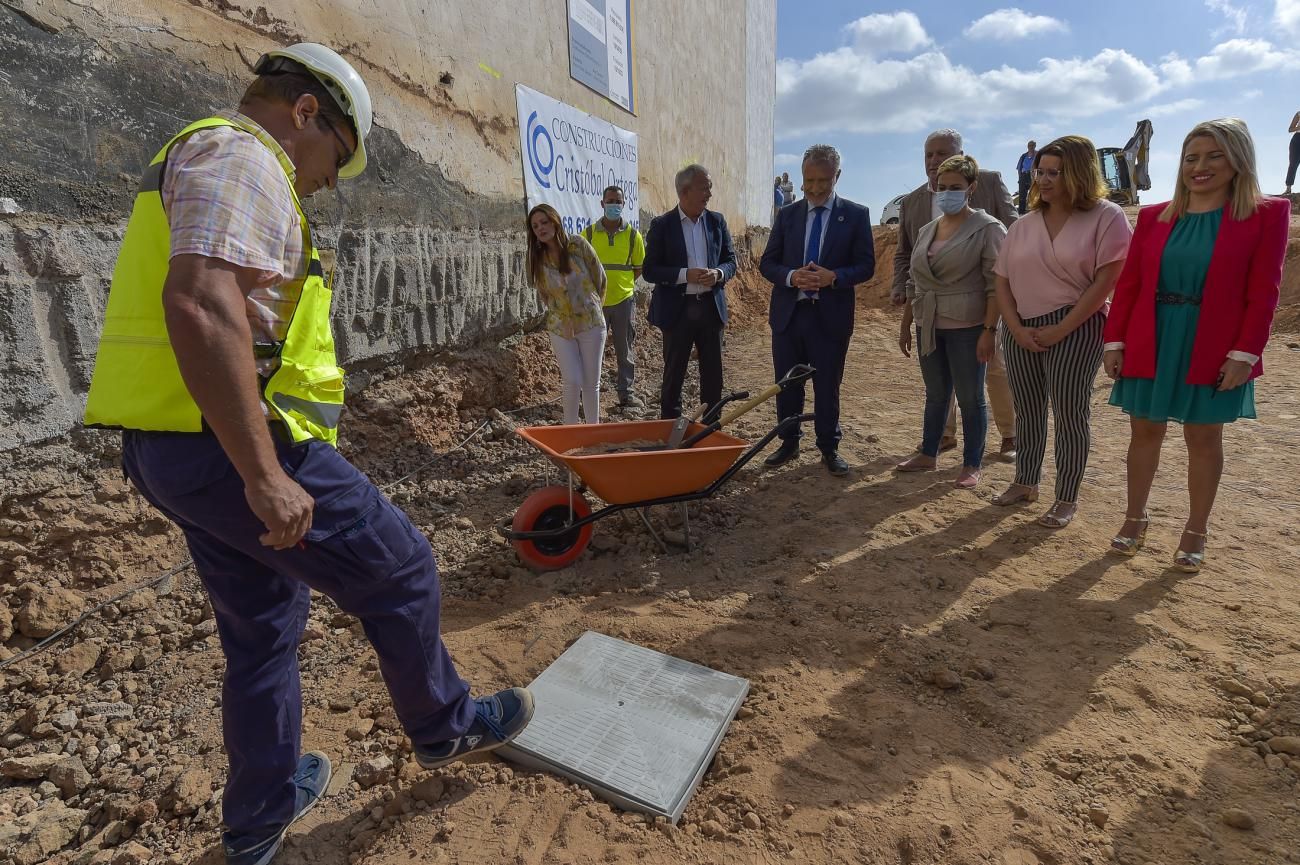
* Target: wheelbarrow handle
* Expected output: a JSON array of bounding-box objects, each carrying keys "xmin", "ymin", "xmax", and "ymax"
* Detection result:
[
  {"xmin": 711, "ymin": 365, "xmax": 813, "ymax": 429},
  {"xmin": 717, "ymin": 383, "xmax": 781, "ymax": 427},
  {"xmin": 700, "ymin": 390, "xmax": 750, "ymax": 426},
  {"xmin": 679, "ymin": 385, "xmax": 782, "ymax": 449}
]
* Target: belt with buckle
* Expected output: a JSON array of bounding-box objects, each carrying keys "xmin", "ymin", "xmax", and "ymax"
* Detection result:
[
  {"xmin": 1155, "ymin": 292, "xmax": 1200, "ymax": 306},
  {"xmin": 687, "ymin": 290, "xmax": 713, "ymax": 300}
]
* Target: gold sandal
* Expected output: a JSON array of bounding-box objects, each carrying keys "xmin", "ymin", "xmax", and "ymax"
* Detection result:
[
  {"xmin": 992, "ymin": 483, "xmax": 1039, "ymax": 507},
  {"xmin": 1174, "ymin": 529, "xmax": 1207, "ymax": 573},
  {"xmin": 1109, "ymin": 513, "xmax": 1149, "ymax": 556}
]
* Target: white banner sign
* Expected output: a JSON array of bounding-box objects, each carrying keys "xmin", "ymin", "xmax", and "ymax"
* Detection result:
[{"xmin": 516, "ymin": 83, "xmax": 640, "ymax": 235}]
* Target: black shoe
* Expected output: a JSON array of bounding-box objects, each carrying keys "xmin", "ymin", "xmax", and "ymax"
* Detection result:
[
  {"xmin": 822, "ymin": 451, "xmax": 849, "ymax": 476},
  {"xmin": 764, "ymin": 439, "xmax": 799, "ymax": 467}
]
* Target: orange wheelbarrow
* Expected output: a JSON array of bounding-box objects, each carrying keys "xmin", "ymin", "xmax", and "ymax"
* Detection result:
[{"xmin": 497, "ymin": 365, "xmax": 816, "ymax": 570}]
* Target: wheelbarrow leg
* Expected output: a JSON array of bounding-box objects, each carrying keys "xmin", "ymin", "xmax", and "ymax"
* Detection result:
[
  {"xmin": 637, "ymin": 508, "xmax": 670, "ymax": 555},
  {"xmin": 680, "ymin": 503, "xmax": 692, "ymax": 553}
]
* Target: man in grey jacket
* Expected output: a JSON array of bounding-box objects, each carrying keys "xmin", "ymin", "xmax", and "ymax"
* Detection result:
[{"xmin": 891, "ymin": 128, "xmax": 1018, "ymax": 458}]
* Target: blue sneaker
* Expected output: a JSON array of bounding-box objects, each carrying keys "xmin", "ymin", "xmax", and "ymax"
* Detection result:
[
  {"xmin": 414, "ymin": 687, "xmax": 535, "ymax": 770},
  {"xmin": 223, "ymin": 751, "xmax": 332, "ymax": 865}
]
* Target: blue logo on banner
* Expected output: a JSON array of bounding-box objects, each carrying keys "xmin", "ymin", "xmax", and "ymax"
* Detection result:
[{"xmin": 526, "ymin": 111, "xmax": 555, "ymax": 189}]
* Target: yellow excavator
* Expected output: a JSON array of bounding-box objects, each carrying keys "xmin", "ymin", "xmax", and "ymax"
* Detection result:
[{"xmin": 1098, "ymin": 119, "xmax": 1152, "ymax": 206}]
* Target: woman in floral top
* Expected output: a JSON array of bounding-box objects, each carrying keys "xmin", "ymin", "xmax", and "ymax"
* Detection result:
[{"xmin": 526, "ymin": 204, "xmax": 608, "ymax": 424}]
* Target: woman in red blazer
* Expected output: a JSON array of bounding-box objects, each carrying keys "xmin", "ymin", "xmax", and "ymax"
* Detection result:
[{"xmin": 1103, "ymin": 118, "xmax": 1290, "ymax": 572}]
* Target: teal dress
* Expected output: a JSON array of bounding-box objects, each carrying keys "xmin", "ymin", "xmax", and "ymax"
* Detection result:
[{"xmin": 1109, "ymin": 207, "xmax": 1256, "ymax": 424}]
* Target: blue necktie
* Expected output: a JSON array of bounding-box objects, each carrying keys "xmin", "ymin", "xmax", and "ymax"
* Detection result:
[{"xmin": 803, "ymin": 206, "xmax": 825, "ymax": 300}]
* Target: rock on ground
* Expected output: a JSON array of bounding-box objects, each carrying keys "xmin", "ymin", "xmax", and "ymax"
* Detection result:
[
  {"xmin": 1, "ymin": 804, "xmax": 88, "ymax": 865},
  {"xmin": 168, "ymin": 768, "xmax": 213, "ymax": 815},
  {"xmin": 16, "ymin": 588, "xmax": 84, "ymax": 638}
]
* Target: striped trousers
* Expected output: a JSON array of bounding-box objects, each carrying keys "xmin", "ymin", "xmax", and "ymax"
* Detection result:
[{"xmin": 1001, "ymin": 306, "xmax": 1105, "ymax": 503}]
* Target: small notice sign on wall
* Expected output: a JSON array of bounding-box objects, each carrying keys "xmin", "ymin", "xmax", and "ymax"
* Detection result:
[{"xmin": 567, "ymin": 0, "xmax": 635, "ymax": 113}]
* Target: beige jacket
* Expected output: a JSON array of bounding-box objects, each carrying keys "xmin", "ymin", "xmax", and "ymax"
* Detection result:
[
  {"xmin": 908, "ymin": 210, "xmax": 1006, "ymax": 357},
  {"xmin": 892, "ymin": 169, "xmax": 1016, "ymax": 300}
]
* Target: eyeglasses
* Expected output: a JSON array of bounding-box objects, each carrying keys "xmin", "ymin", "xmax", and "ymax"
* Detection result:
[
  {"xmin": 1030, "ymin": 168, "xmax": 1061, "ymax": 181},
  {"xmin": 319, "ymin": 118, "xmax": 354, "ymax": 173}
]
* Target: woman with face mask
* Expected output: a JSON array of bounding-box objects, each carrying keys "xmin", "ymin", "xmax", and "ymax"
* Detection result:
[
  {"xmin": 897, "ymin": 155, "xmax": 1007, "ymax": 488},
  {"xmin": 526, "ymin": 203, "xmax": 608, "ymax": 424}
]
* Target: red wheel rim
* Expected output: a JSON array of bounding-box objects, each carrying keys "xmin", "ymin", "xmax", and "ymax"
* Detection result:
[{"xmin": 511, "ymin": 485, "xmax": 593, "ymax": 571}]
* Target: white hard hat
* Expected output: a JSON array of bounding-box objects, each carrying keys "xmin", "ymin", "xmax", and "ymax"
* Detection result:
[{"xmin": 255, "ymin": 42, "xmax": 372, "ymax": 179}]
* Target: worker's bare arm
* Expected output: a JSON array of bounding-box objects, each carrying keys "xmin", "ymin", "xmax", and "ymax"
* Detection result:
[{"xmin": 162, "ymin": 254, "xmax": 313, "ymax": 548}]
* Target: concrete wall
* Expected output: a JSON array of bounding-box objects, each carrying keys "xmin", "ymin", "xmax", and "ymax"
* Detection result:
[{"xmin": 0, "ymin": 0, "xmax": 776, "ymax": 450}]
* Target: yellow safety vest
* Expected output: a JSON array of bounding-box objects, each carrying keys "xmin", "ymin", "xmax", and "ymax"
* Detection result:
[{"xmin": 83, "ymin": 116, "xmax": 345, "ymax": 446}]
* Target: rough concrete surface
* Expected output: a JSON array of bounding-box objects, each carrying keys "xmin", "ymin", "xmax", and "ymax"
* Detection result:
[{"xmin": 0, "ymin": 0, "xmax": 777, "ymax": 451}]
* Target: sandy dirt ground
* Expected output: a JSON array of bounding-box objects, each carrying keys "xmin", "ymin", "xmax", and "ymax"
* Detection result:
[{"xmin": 5, "ymin": 215, "xmax": 1300, "ymax": 865}]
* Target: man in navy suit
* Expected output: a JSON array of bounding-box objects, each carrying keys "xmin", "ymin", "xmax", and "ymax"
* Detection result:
[
  {"xmin": 642, "ymin": 164, "xmax": 737, "ymax": 418},
  {"xmin": 760, "ymin": 144, "xmax": 875, "ymax": 476}
]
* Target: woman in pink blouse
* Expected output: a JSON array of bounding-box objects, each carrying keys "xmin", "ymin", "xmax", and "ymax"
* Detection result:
[
  {"xmin": 993, "ymin": 136, "xmax": 1133, "ymax": 527},
  {"xmin": 526, "ymin": 204, "xmax": 608, "ymax": 424}
]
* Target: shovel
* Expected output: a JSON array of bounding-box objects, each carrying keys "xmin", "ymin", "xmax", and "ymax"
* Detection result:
[
  {"xmin": 666, "ymin": 402, "xmax": 709, "ymax": 448},
  {"xmin": 637, "ymin": 361, "xmax": 811, "ymax": 452}
]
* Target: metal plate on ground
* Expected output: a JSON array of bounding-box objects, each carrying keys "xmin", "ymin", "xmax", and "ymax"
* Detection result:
[{"xmin": 498, "ymin": 631, "xmax": 749, "ymax": 823}]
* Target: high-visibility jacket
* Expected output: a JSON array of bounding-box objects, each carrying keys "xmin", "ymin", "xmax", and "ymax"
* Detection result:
[
  {"xmin": 83, "ymin": 116, "xmax": 345, "ymax": 446},
  {"xmin": 583, "ymin": 221, "xmax": 644, "ymax": 307}
]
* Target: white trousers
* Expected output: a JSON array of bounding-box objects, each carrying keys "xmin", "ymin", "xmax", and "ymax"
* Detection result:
[{"xmin": 550, "ymin": 325, "xmax": 607, "ymax": 424}]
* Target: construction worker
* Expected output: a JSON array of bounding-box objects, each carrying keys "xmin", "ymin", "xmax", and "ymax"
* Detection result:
[
  {"xmin": 83, "ymin": 43, "xmax": 533, "ymax": 865},
  {"xmin": 585, "ymin": 185, "xmax": 646, "ymax": 409}
]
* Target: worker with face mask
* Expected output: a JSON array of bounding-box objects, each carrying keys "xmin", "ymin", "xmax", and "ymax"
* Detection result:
[{"xmin": 584, "ymin": 185, "xmax": 647, "ymax": 409}]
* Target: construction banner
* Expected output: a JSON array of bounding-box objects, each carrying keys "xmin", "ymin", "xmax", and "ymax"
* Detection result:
[{"xmin": 516, "ymin": 83, "xmax": 640, "ymax": 234}]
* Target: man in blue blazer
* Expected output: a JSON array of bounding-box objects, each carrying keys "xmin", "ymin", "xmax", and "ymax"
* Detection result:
[
  {"xmin": 760, "ymin": 144, "xmax": 875, "ymax": 475},
  {"xmin": 642, "ymin": 164, "xmax": 737, "ymax": 418}
]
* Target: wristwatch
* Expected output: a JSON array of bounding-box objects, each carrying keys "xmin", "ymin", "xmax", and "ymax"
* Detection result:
[{"xmin": 983, "ymin": 325, "xmax": 998, "ymax": 332}]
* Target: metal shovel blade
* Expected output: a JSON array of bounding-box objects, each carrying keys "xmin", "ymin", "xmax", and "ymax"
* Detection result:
[{"xmin": 666, "ymin": 415, "xmax": 691, "ymax": 448}]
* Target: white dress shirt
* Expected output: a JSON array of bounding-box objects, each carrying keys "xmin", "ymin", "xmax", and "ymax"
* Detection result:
[
  {"xmin": 786, "ymin": 193, "xmax": 836, "ymax": 290},
  {"xmin": 677, "ymin": 207, "xmax": 720, "ymax": 294}
]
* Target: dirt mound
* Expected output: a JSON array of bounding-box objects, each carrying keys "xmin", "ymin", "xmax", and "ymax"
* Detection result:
[{"xmin": 4, "ymin": 218, "xmax": 1300, "ymax": 865}]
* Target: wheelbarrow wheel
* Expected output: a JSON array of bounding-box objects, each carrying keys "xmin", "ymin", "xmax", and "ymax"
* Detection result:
[{"xmin": 511, "ymin": 485, "xmax": 594, "ymax": 571}]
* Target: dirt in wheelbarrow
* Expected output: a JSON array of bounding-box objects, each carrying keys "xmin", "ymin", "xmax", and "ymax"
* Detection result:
[{"xmin": 8, "ymin": 309, "xmax": 1300, "ymax": 865}]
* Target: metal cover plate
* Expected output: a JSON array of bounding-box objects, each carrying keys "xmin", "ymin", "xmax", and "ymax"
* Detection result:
[{"xmin": 498, "ymin": 631, "xmax": 749, "ymax": 823}]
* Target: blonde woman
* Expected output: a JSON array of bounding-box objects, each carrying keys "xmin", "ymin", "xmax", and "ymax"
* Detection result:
[
  {"xmin": 1104, "ymin": 119, "xmax": 1290, "ymax": 571},
  {"xmin": 897, "ymin": 154, "xmax": 1007, "ymax": 489},
  {"xmin": 526, "ymin": 203, "xmax": 608, "ymax": 424},
  {"xmin": 993, "ymin": 136, "xmax": 1133, "ymax": 527}
]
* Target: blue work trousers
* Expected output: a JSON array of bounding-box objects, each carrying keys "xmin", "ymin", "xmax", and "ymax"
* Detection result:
[
  {"xmin": 122, "ymin": 430, "xmax": 475, "ymax": 841},
  {"xmin": 917, "ymin": 324, "xmax": 987, "ymax": 467}
]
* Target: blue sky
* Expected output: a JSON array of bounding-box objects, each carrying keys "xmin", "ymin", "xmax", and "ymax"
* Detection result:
[{"xmin": 774, "ymin": 0, "xmax": 1300, "ymax": 218}]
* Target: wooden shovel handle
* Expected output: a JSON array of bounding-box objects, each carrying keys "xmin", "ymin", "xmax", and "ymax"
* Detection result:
[{"xmin": 717, "ymin": 384, "xmax": 782, "ymax": 427}]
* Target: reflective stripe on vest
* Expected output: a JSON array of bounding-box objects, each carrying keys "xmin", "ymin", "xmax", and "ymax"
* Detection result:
[
  {"xmin": 584, "ymin": 223, "xmax": 637, "ymax": 270},
  {"xmin": 83, "ymin": 115, "xmax": 345, "ymax": 446}
]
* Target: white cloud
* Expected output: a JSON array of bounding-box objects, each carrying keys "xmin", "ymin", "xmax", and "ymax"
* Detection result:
[
  {"xmin": 1205, "ymin": 0, "xmax": 1248, "ymax": 35},
  {"xmin": 1159, "ymin": 53, "xmax": 1193, "ymax": 87},
  {"xmin": 1191, "ymin": 38, "xmax": 1294, "ymax": 78},
  {"xmin": 774, "ymin": 153, "xmax": 801, "ymax": 166},
  {"xmin": 1278, "ymin": 0, "xmax": 1300, "ymax": 35},
  {"xmin": 963, "ymin": 8, "xmax": 1068, "ymax": 41},
  {"xmin": 775, "ymin": 36, "xmax": 1298, "ymax": 139},
  {"xmin": 1240, "ymin": 88, "xmax": 1263, "ymax": 99},
  {"xmin": 1140, "ymin": 98, "xmax": 1204, "ymax": 118},
  {"xmin": 776, "ymin": 47, "xmax": 1157, "ymax": 137},
  {"xmin": 844, "ymin": 12, "xmax": 931, "ymax": 58}
]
